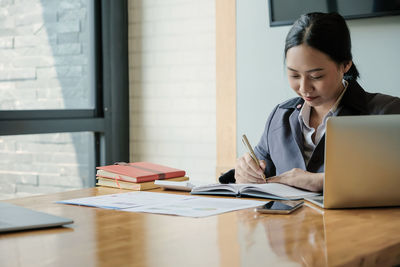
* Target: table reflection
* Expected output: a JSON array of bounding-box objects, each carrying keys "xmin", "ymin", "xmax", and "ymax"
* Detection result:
[{"xmin": 235, "ymin": 205, "xmax": 327, "ymax": 267}]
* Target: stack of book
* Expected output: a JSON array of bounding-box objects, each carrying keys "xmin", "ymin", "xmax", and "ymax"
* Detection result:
[{"xmin": 96, "ymin": 162, "xmax": 188, "ymax": 191}]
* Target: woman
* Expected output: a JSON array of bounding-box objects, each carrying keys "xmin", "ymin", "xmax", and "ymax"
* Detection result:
[{"xmin": 234, "ymin": 12, "xmax": 400, "ymax": 192}]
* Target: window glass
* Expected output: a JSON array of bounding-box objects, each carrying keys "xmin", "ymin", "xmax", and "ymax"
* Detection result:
[
  {"xmin": 0, "ymin": 132, "xmax": 95, "ymax": 200},
  {"xmin": 0, "ymin": 0, "xmax": 94, "ymax": 110}
]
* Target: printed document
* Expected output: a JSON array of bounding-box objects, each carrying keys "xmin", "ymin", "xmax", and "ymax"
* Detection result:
[{"xmin": 57, "ymin": 191, "xmax": 265, "ymax": 218}]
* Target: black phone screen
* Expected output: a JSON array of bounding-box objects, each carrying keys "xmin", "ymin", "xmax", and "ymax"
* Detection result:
[
  {"xmin": 263, "ymin": 201, "xmax": 295, "ymax": 210},
  {"xmin": 256, "ymin": 200, "xmax": 304, "ymax": 214}
]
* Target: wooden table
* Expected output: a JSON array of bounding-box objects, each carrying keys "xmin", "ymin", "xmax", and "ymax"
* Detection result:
[{"xmin": 1, "ymin": 187, "xmax": 400, "ymax": 267}]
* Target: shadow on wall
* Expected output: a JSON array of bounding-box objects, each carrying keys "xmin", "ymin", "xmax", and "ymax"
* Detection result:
[
  {"xmin": 38, "ymin": 0, "xmax": 94, "ymax": 188},
  {"xmin": 128, "ymin": 0, "xmax": 144, "ymax": 162}
]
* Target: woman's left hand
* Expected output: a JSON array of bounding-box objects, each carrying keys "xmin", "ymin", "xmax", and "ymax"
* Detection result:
[{"xmin": 267, "ymin": 168, "xmax": 324, "ymax": 192}]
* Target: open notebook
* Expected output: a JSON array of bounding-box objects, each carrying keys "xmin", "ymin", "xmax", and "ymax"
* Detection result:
[{"xmin": 191, "ymin": 183, "xmax": 319, "ymax": 200}]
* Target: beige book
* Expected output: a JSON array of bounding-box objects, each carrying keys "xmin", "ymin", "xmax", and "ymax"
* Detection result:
[{"xmin": 96, "ymin": 176, "xmax": 189, "ymax": 191}]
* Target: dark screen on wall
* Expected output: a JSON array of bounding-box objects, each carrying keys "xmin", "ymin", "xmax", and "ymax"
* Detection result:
[{"xmin": 269, "ymin": 0, "xmax": 400, "ymax": 26}]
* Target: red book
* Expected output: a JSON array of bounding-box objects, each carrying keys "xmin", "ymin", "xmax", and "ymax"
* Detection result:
[{"xmin": 96, "ymin": 162, "xmax": 186, "ymax": 183}]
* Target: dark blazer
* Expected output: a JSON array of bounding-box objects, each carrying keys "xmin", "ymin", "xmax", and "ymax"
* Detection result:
[{"xmin": 254, "ymin": 80, "xmax": 400, "ymax": 178}]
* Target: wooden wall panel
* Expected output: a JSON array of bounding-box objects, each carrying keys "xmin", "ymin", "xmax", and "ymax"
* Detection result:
[{"xmin": 216, "ymin": 0, "xmax": 237, "ymax": 178}]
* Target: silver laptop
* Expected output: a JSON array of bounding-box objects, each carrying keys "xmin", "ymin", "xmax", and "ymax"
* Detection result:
[
  {"xmin": 0, "ymin": 202, "xmax": 73, "ymax": 233},
  {"xmin": 306, "ymin": 114, "xmax": 400, "ymax": 209}
]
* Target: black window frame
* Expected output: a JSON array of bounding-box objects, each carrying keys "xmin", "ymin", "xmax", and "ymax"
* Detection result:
[{"xmin": 0, "ymin": 0, "xmax": 129, "ymax": 184}]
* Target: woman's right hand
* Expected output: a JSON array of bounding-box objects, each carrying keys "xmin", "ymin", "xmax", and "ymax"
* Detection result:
[{"xmin": 235, "ymin": 153, "xmax": 267, "ymax": 184}]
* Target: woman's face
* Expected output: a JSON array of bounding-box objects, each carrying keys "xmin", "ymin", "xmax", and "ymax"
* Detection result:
[{"xmin": 286, "ymin": 44, "xmax": 351, "ymax": 112}]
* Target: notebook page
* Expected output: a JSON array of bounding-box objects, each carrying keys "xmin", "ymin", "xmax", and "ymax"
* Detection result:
[{"xmin": 242, "ymin": 183, "xmax": 318, "ymax": 198}]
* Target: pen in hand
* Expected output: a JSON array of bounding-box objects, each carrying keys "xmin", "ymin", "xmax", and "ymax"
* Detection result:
[{"xmin": 241, "ymin": 134, "xmax": 267, "ymax": 181}]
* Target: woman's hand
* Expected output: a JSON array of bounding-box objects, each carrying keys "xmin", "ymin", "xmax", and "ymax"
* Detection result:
[
  {"xmin": 267, "ymin": 168, "xmax": 324, "ymax": 192},
  {"xmin": 235, "ymin": 153, "xmax": 267, "ymax": 184}
]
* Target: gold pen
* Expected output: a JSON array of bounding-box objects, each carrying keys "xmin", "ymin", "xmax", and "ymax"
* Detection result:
[{"xmin": 241, "ymin": 134, "xmax": 267, "ymax": 181}]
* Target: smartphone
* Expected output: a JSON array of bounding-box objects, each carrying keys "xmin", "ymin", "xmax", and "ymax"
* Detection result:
[{"xmin": 255, "ymin": 200, "xmax": 304, "ymax": 214}]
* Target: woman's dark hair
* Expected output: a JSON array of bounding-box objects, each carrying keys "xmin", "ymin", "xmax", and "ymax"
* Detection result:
[{"xmin": 284, "ymin": 12, "xmax": 359, "ymax": 81}]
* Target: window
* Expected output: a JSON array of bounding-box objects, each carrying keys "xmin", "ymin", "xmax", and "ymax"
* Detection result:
[{"xmin": 0, "ymin": 0, "xmax": 129, "ymax": 199}]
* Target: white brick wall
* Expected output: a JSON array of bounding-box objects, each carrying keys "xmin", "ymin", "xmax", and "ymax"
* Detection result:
[
  {"xmin": 0, "ymin": 132, "xmax": 94, "ymax": 200},
  {"xmin": 0, "ymin": 0, "xmax": 94, "ymax": 200},
  {"xmin": 0, "ymin": 0, "xmax": 91, "ymax": 109},
  {"xmin": 128, "ymin": 0, "xmax": 217, "ymax": 183}
]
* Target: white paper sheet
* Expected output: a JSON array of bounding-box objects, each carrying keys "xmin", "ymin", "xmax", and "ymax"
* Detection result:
[
  {"xmin": 125, "ymin": 196, "xmax": 265, "ymax": 217},
  {"xmin": 58, "ymin": 191, "xmax": 192, "ymax": 209},
  {"xmin": 57, "ymin": 191, "xmax": 265, "ymax": 217}
]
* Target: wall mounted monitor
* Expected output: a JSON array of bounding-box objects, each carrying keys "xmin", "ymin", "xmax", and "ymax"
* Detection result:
[{"xmin": 269, "ymin": 0, "xmax": 400, "ymax": 27}]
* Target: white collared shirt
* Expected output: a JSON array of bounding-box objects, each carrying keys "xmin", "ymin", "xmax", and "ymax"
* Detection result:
[{"xmin": 298, "ymin": 80, "xmax": 348, "ymax": 165}]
